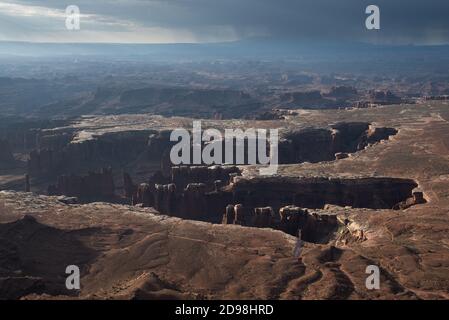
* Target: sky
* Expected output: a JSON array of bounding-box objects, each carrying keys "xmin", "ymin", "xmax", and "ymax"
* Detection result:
[{"xmin": 0, "ymin": 0, "xmax": 448, "ymax": 45}]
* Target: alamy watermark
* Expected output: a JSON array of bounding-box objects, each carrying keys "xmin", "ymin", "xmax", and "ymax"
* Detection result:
[
  {"xmin": 63, "ymin": 5, "xmax": 379, "ymax": 32},
  {"xmin": 65, "ymin": 5, "xmax": 80, "ymax": 30},
  {"xmin": 65, "ymin": 265, "xmax": 80, "ymax": 290},
  {"xmin": 170, "ymin": 121, "xmax": 279, "ymax": 175},
  {"xmin": 365, "ymin": 5, "xmax": 380, "ymax": 30},
  {"xmin": 365, "ymin": 265, "xmax": 380, "ymax": 290}
]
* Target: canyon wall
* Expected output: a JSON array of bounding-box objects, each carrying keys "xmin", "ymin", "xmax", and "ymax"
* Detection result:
[
  {"xmin": 130, "ymin": 166, "xmax": 423, "ymax": 234},
  {"xmin": 0, "ymin": 139, "xmax": 15, "ymax": 165},
  {"xmin": 27, "ymin": 122, "xmax": 397, "ymax": 178},
  {"xmin": 28, "ymin": 130, "xmax": 158, "ymax": 176},
  {"xmin": 47, "ymin": 168, "xmax": 115, "ymax": 201},
  {"xmin": 171, "ymin": 165, "xmax": 241, "ymax": 191},
  {"xmin": 222, "ymin": 204, "xmax": 339, "ymax": 242},
  {"xmin": 0, "ymin": 118, "xmax": 68, "ymax": 153},
  {"xmin": 279, "ymin": 122, "xmax": 397, "ymax": 163},
  {"xmin": 230, "ymin": 176, "xmax": 418, "ymax": 210}
]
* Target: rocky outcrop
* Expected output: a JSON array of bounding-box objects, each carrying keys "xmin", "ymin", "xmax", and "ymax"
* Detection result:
[
  {"xmin": 56, "ymin": 196, "xmax": 78, "ymax": 205},
  {"xmin": 251, "ymin": 207, "xmax": 275, "ymax": 228},
  {"xmin": 137, "ymin": 179, "xmax": 232, "ymax": 223},
  {"xmin": 127, "ymin": 171, "xmax": 169, "ymax": 206},
  {"xmin": 171, "ymin": 165, "xmax": 241, "ymax": 191},
  {"xmin": 147, "ymin": 130, "xmax": 177, "ymax": 162},
  {"xmin": 248, "ymin": 109, "xmax": 294, "ymax": 120},
  {"xmin": 280, "ymin": 90, "xmax": 331, "ymax": 108},
  {"xmin": 134, "ymin": 170, "xmax": 423, "ymax": 240},
  {"xmin": 279, "ymin": 205, "xmax": 310, "ymax": 235},
  {"xmin": 233, "ymin": 204, "xmax": 246, "ymax": 225},
  {"xmin": 47, "ymin": 168, "xmax": 115, "ymax": 201},
  {"xmin": 368, "ymin": 90, "xmax": 402, "ymax": 105},
  {"xmin": 25, "ymin": 175, "xmax": 30, "ymax": 192},
  {"xmin": 26, "ymin": 122, "xmax": 396, "ymax": 178},
  {"xmin": 222, "ymin": 204, "xmax": 235, "ymax": 224},
  {"xmin": 279, "ymin": 205, "xmax": 339, "ymax": 242},
  {"xmin": 324, "ymin": 86, "xmax": 358, "ymax": 99},
  {"xmin": 279, "ymin": 122, "xmax": 397, "ymax": 164},
  {"xmin": 221, "ymin": 203, "xmax": 339, "ymax": 241},
  {"xmin": 123, "ymin": 173, "xmax": 137, "ymax": 198},
  {"xmin": 0, "ymin": 118, "xmax": 68, "ymax": 153},
  {"xmin": 366, "ymin": 127, "xmax": 398, "ymax": 144},
  {"xmin": 154, "ymin": 183, "xmax": 177, "ymax": 215},
  {"xmin": 134, "ymin": 183, "xmax": 154, "ymax": 207},
  {"xmin": 280, "ymin": 89, "xmax": 359, "ymax": 109},
  {"xmin": 149, "ymin": 122, "xmax": 397, "ymax": 168},
  {"xmin": 424, "ymin": 95, "xmax": 449, "ymax": 101},
  {"xmin": 28, "ymin": 130, "xmax": 153, "ymax": 177},
  {"xmin": 28, "ymin": 148, "xmax": 53, "ymax": 175},
  {"xmin": 180, "ymin": 183, "xmax": 207, "ymax": 219},
  {"xmin": 130, "ymin": 166, "xmax": 239, "ymax": 221},
  {"xmin": 335, "ymin": 152, "xmax": 349, "ymax": 160},
  {"xmin": 118, "ymin": 87, "xmax": 261, "ymax": 119},
  {"xmin": 222, "ymin": 204, "xmax": 244, "ymax": 225},
  {"xmin": 132, "ymin": 166, "xmax": 425, "ymax": 229},
  {"xmin": 393, "ymin": 191, "xmax": 426, "ymax": 210}
]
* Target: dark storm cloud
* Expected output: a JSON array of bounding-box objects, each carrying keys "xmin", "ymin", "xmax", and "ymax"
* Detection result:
[{"xmin": 1, "ymin": 0, "xmax": 449, "ymax": 44}]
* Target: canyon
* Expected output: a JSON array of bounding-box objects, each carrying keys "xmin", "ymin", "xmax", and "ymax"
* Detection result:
[
  {"xmin": 0, "ymin": 35, "xmax": 449, "ymax": 303},
  {"xmin": 23, "ymin": 120, "xmax": 397, "ymax": 187},
  {"xmin": 0, "ymin": 101, "xmax": 448, "ymax": 300},
  {"xmin": 126, "ymin": 167, "xmax": 423, "ymax": 238}
]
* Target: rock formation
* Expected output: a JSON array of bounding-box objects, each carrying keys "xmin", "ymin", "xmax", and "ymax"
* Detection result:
[
  {"xmin": 335, "ymin": 152, "xmax": 349, "ymax": 160},
  {"xmin": 25, "ymin": 174, "xmax": 30, "ymax": 192},
  {"xmin": 118, "ymin": 87, "xmax": 261, "ymax": 119},
  {"xmin": 251, "ymin": 207, "xmax": 275, "ymax": 228},
  {"xmin": 279, "ymin": 205, "xmax": 310, "ymax": 235},
  {"xmin": 278, "ymin": 205, "xmax": 339, "ymax": 242},
  {"xmin": 154, "ymin": 183, "xmax": 177, "ymax": 215},
  {"xmin": 233, "ymin": 204, "xmax": 246, "ymax": 225},
  {"xmin": 171, "ymin": 165, "xmax": 241, "ymax": 190},
  {"xmin": 0, "ymin": 139, "xmax": 15, "ymax": 166},
  {"xmin": 280, "ymin": 90, "xmax": 333, "ymax": 108},
  {"xmin": 25, "ymin": 121, "xmax": 396, "ymax": 188},
  {"xmin": 366, "ymin": 126, "xmax": 398, "ymax": 144},
  {"xmin": 393, "ymin": 191, "xmax": 426, "ymax": 210},
  {"xmin": 278, "ymin": 122, "xmax": 397, "ymax": 164},
  {"xmin": 130, "ymin": 165, "xmax": 425, "ymax": 233},
  {"xmin": 231, "ymin": 176, "xmax": 422, "ymax": 211},
  {"xmin": 220, "ymin": 203, "xmax": 339, "ymax": 241},
  {"xmin": 135, "ymin": 183, "xmax": 154, "ymax": 207},
  {"xmin": 47, "ymin": 168, "xmax": 115, "ymax": 201},
  {"xmin": 28, "ymin": 130, "xmax": 153, "ymax": 176},
  {"xmin": 123, "ymin": 172, "xmax": 137, "ymax": 198},
  {"xmin": 368, "ymin": 90, "xmax": 402, "ymax": 105},
  {"xmin": 222, "ymin": 204, "xmax": 235, "ymax": 224},
  {"xmin": 324, "ymin": 86, "xmax": 358, "ymax": 99},
  {"xmin": 180, "ymin": 183, "xmax": 206, "ymax": 219}
]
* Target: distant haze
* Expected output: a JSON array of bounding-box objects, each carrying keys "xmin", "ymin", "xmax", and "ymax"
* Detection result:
[{"xmin": 0, "ymin": 0, "xmax": 448, "ymax": 45}]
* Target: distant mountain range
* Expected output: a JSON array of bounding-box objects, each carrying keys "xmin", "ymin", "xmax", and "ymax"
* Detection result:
[{"xmin": 1, "ymin": 39, "xmax": 449, "ymax": 62}]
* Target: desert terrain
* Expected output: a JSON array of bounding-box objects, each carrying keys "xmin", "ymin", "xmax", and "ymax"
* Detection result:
[{"xmin": 1, "ymin": 100, "xmax": 448, "ymax": 300}]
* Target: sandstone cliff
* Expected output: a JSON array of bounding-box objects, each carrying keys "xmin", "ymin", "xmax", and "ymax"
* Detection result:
[{"xmin": 47, "ymin": 168, "xmax": 115, "ymax": 201}]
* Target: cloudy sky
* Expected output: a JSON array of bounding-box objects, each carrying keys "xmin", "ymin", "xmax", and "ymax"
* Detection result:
[{"xmin": 0, "ymin": 0, "xmax": 448, "ymax": 44}]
